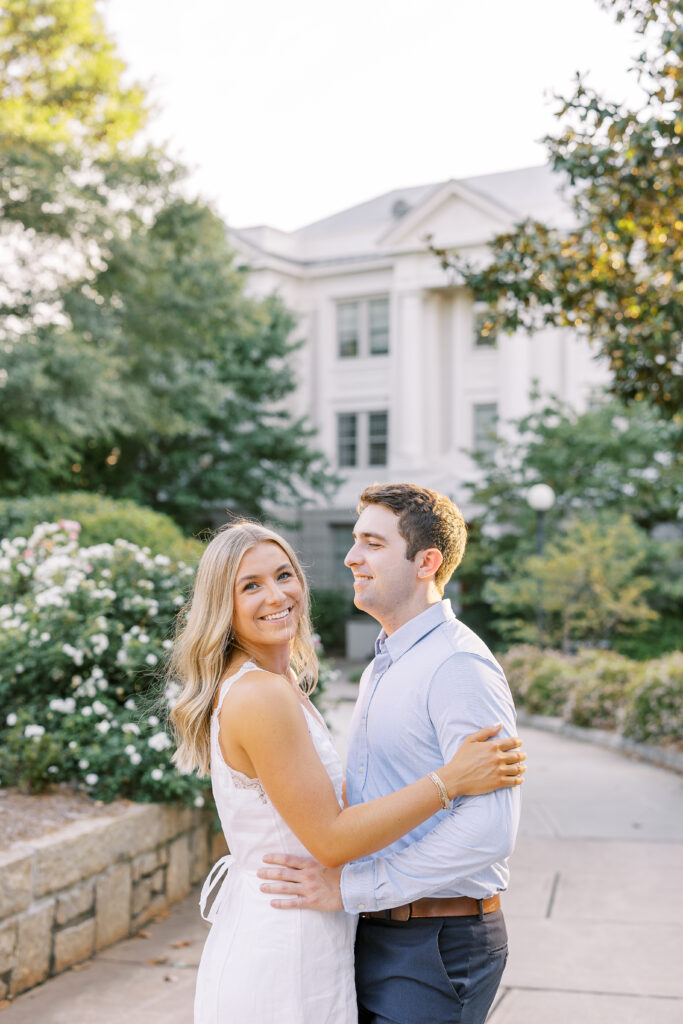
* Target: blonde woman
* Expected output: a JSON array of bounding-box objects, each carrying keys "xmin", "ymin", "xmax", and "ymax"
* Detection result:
[{"xmin": 169, "ymin": 521, "xmax": 525, "ymax": 1024}]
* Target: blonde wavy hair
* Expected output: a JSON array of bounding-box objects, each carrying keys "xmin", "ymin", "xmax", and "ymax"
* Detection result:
[{"xmin": 169, "ymin": 520, "xmax": 318, "ymax": 776}]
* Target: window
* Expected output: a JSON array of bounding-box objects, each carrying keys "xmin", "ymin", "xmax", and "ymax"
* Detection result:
[
  {"xmin": 337, "ymin": 303, "xmax": 360, "ymax": 358},
  {"xmin": 368, "ymin": 298, "xmax": 389, "ymax": 355},
  {"xmin": 336, "ymin": 411, "xmax": 389, "ymax": 468},
  {"xmin": 337, "ymin": 413, "xmax": 358, "ymax": 467},
  {"xmin": 473, "ymin": 403, "xmax": 498, "ymax": 453},
  {"xmin": 336, "ymin": 296, "xmax": 390, "ymax": 357},
  {"xmin": 474, "ymin": 306, "xmax": 498, "ymax": 348},
  {"xmin": 368, "ymin": 411, "xmax": 388, "ymax": 466},
  {"xmin": 331, "ymin": 524, "xmax": 355, "ymax": 587}
]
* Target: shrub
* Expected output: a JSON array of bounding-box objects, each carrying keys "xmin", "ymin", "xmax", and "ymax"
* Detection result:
[
  {"xmin": 0, "ymin": 494, "xmax": 204, "ymax": 564},
  {"xmin": 564, "ymin": 650, "xmax": 643, "ymax": 731},
  {"xmin": 500, "ymin": 646, "xmax": 572, "ymax": 717},
  {"xmin": 622, "ymin": 652, "xmax": 683, "ymax": 748},
  {"xmin": 310, "ymin": 588, "xmax": 352, "ymax": 654},
  {"xmin": 0, "ymin": 520, "xmax": 208, "ymax": 805}
]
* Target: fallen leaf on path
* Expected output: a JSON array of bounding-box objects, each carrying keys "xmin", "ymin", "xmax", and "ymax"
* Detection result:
[
  {"xmin": 170, "ymin": 940, "xmax": 193, "ymax": 947},
  {"xmin": 136, "ymin": 930, "xmax": 150, "ymax": 939},
  {"xmin": 145, "ymin": 956, "xmax": 168, "ymax": 966},
  {"xmin": 164, "ymin": 974, "xmax": 179, "ymax": 983}
]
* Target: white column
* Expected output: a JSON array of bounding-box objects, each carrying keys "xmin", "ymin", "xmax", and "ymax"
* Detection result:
[
  {"xmin": 498, "ymin": 329, "xmax": 531, "ymax": 424},
  {"xmin": 391, "ymin": 289, "xmax": 424, "ymax": 468}
]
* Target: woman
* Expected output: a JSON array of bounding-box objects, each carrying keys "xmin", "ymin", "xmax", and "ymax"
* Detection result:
[{"xmin": 169, "ymin": 521, "xmax": 525, "ymax": 1024}]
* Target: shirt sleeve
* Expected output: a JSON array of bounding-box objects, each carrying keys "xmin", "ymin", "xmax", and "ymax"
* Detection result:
[{"xmin": 340, "ymin": 653, "xmax": 521, "ymax": 913}]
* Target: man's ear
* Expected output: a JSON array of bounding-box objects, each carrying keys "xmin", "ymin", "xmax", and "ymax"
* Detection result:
[{"xmin": 416, "ymin": 548, "xmax": 443, "ymax": 581}]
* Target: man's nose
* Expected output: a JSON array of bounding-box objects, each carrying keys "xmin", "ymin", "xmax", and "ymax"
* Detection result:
[{"xmin": 344, "ymin": 544, "xmax": 360, "ymax": 567}]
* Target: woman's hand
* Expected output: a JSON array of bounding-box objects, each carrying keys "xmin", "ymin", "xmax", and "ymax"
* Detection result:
[{"xmin": 439, "ymin": 725, "xmax": 526, "ymax": 800}]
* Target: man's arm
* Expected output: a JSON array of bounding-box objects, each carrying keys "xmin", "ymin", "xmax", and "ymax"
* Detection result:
[
  {"xmin": 259, "ymin": 653, "xmax": 520, "ymax": 912},
  {"xmin": 338, "ymin": 653, "xmax": 520, "ymax": 913}
]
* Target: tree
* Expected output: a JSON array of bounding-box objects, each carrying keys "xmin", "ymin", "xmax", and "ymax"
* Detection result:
[
  {"xmin": 62, "ymin": 199, "xmax": 336, "ymax": 528},
  {"xmin": 0, "ymin": 1, "xmax": 337, "ymax": 528},
  {"xmin": 432, "ymin": 0, "xmax": 682, "ymax": 416},
  {"xmin": 485, "ymin": 515, "xmax": 656, "ymax": 651},
  {"xmin": 457, "ymin": 395, "xmax": 682, "ymax": 655}
]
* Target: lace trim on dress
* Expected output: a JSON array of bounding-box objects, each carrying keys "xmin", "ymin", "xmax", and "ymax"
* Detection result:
[{"xmin": 212, "ymin": 661, "xmax": 269, "ymax": 804}]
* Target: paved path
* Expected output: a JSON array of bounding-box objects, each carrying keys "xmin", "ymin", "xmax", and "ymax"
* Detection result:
[{"xmin": 4, "ymin": 681, "xmax": 682, "ymax": 1023}]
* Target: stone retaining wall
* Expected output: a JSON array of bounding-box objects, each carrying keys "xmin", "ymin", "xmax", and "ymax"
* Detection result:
[{"xmin": 0, "ymin": 802, "xmax": 226, "ymax": 1000}]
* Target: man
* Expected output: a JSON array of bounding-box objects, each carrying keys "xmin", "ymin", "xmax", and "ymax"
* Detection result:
[{"xmin": 258, "ymin": 483, "xmax": 521, "ymax": 1023}]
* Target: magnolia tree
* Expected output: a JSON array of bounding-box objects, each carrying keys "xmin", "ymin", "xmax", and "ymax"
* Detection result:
[{"xmin": 0, "ymin": 520, "xmax": 208, "ymax": 804}]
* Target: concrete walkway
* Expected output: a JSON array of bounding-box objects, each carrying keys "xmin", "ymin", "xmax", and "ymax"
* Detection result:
[{"xmin": 4, "ymin": 680, "xmax": 682, "ymax": 1023}]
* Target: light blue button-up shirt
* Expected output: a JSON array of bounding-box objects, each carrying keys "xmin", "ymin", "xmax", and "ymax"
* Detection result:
[{"xmin": 340, "ymin": 600, "xmax": 520, "ymax": 914}]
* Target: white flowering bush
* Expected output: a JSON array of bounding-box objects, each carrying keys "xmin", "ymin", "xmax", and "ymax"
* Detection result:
[
  {"xmin": 621, "ymin": 652, "xmax": 683, "ymax": 747},
  {"xmin": 0, "ymin": 520, "xmax": 209, "ymax": 805}
]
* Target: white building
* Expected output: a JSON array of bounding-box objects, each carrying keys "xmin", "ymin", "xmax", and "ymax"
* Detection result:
[{"xmin": 228, "ymin": 165, "xmax": 610, "ymax": 592}]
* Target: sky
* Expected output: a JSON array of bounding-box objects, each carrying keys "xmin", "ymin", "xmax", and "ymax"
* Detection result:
[{"xmin": 104, "ymin": 0, "xmax": 645, "ymax": 232}]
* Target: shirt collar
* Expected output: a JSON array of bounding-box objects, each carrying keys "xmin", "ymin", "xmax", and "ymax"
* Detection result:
[{"xmin": 375, "ymin": 599, "xmax": 455, "ymax": 662}]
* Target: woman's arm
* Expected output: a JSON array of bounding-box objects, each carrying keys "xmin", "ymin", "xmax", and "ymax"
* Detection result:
[{"xmin": 221, "ymin": 671, "xmax": 525, "ymax": 869}]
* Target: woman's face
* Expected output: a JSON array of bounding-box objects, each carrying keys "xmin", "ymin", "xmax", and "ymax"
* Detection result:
[{"xmin": 231, "ymin": 541, "xmax": 303, "ymax": 652}]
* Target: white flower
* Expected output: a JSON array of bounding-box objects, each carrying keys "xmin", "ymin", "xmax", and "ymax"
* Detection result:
[
  {"xmin": 194, "ymin": 795, "xmax": 205, "ymax": 808},
  {"xmin": 49, "ymin": 697, "xmax": 76, "ymax": 714},
  {"xmin": 124, "ymin": 744, "xmax": 137, "ymax": 755},
  {"xmin": 85, "ymin": 773, "xmax": 99, "ymax": 786},
  {"xmin": 116, "ymin": 649, "xmax": 129, "ymax": 665},
  {"xmin": 151, "ymin": 768, "xmax": 163, "ymax": 781},
  {"xmin": 15, "ymin": 664, "xmax": 24, "ymax": 673},
  {"xmin": 81, "ymin": 706, "xmax": 93, "ymax": 717},
  {"xmin": 154, "ymin": 554, "xmax": 171, "ymax": 566},
  {"xmin": 40, "ymin": 632, "xmax": 51, "ymax": 642},
  {"xmin": 162, "ymin": 639, "xmax": 173, "ymax": 650},
  {"xmin": 68, "ymin": 741, "xmax": 78, "ymax": 750},
  {"xmin": 24, "ymin": 724, "xmax": 45, "ymax": 739},
  {"xmin": 6, "ymin": 713, "xmax": 17, "ymax": 726},
  {"xmin": 138, "ymin": 633, "xmax": 149, "ymax": 644},
  {"xmin": 145, "ymin": 653, "xmax": 158, "ymax": 667},
  {"xmin": 78, "ymin": 759, "xmax": 90, "ymax": 769},
  {"xmin": 148, "ymin": 731, "xmax": 172, "ymax": 752},
  {"xmin": 92, "ymin": 700, "xmax": 107, "ymax": 715},
  {"xmin": 129, "ymin": 752, "xmax": 142, "ymax": 765},
  {"xmin": 96, "ymin": 721, "xmax": 111, "ymax": 734},
  {"xmin": 124, "ymin": 698, "xmax": 137, "ymax": 711},
  {"xmin": 91, "ymin": 633, "xmax": 109, "ymax": 655},
  {"xmin": 173, "ymin": 595, "xmax": 185, "ymax": 607},
  {"xmin": 97, "ymin": 678, "xmax": 108, "ymax": 691},
  {"xmin": 122, "ymin": 723, "xmax": 140, "ymax": 735},
  {"xmin": 62, "ymin": 644, "xmax": 84, "ymax": 666},
  {"xmin": 148, "ymin": 715, "xmax": 159, "ymax": 727},
  {"xmin": 48, "ymin": 765, "xmax": 59, "ymax": 774}
]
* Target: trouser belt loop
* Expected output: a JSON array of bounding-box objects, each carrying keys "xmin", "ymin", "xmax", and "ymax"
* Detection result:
[
  {"xmin": 384, "ymin": 909, "xmax": 392, "ymax": 920},
  {"xmin": 477, "ymin": 899, "xmax": 484, "ymax": 921}
]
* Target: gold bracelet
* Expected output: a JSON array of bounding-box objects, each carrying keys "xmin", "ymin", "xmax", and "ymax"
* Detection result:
[{"xmin": 428, "ymin": 771, "xmax": 451, "ymax": 811}]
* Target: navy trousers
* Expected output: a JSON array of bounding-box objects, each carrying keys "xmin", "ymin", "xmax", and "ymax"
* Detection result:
[{"xmin": 355, "ymin": 910, "xmax": 508, "ymax": 1024}]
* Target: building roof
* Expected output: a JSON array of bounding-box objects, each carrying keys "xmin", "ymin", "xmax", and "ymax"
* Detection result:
[{"xmin": 231, "ymin": 164, "xmax": 571, "ymax": 265}]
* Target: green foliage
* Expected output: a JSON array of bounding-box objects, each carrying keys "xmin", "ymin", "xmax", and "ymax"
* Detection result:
[
  {"xmin": 459, "ymin": 396, "xmax": 682, "ymax": 658},
  {"xmin": 433, "ymin": 0, "xmax": 683, "ymax": 415},
  {"xmin": 310, "ymin": 589, "xmax": 353, "ymax": 654},
  {"xmin": 621, "ymin": 651, "xmax": 683, "ymax": 745},
  {"xmin": 0, "ymin": 3, "xmax": 336, "ymax": 531},
  {"xmin": 499, "ymin": 644, "xmax": 681, "ymax": 747},
  {"xmin": 0, "ymin": 520, "xmax": 208, "ymax": 804},
  {"xmin": 486, "ymin": 515, "xmax": 656, "ymax": 650},
  {"xmin": 0, "ymin": 493, "xmax": 204, "ymax": 563}
]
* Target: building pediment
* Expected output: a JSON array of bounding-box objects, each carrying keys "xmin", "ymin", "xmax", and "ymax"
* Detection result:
[{"xmin": 379, "ymin": 179, "xmax": 515, "ymax": 251}]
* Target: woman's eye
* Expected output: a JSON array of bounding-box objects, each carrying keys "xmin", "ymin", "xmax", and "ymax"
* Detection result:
[
  {"xmin": 243, "ymin": 582, "xmax": 259, "ymax": 591},
  {"xmin": 278, "ymin": 571, "xmax": 293, "ymax": 580}
]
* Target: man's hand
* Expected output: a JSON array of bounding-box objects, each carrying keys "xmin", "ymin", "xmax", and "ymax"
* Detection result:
[{"xmin": 257, "ymin": 853, "xmax": 343, "ymax": 911}]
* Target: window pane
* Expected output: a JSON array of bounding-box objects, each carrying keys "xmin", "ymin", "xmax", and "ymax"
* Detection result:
[
  {"xmin": 369, "ymin": 298, "xmax": 389, "ymax": 355},
  {"xmin": 337, "ymin": 302, "xmax": 359, "ymax": 358},
  {"xmin": 368, "ymin": 410, "xmax": 388, "ymax": 466},
  {"xmin": 474, "ymin": 308, "xmax": 498, "ymax": 348},
  {"xmin": 337, "ymin": 413, "xmax": 357, "ymax": 467},
  {"xmin": 473, "ymin": 403, "xmax": 498, "ymax": 453}
]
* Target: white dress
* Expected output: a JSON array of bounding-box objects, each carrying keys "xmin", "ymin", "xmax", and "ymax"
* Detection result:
[{"xmin": 194, "ymin": 660, "xmax": 358, "ymax": 1024}]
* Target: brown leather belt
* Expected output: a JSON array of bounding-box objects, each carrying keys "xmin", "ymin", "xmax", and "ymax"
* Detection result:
[{"xmin": 360, "ymin": 894, "xmax": 500, "ymax": 922}]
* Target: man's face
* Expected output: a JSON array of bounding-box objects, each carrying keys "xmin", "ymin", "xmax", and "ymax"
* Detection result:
[{"xmin": 344, "ymin": 504, "xmax": 418, "ymax": 623}]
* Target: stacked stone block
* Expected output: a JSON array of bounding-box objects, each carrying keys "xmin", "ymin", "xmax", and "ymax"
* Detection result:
[{"xmin": 0, "ymin": 803, "xmax": 225, "ymax": 1000}]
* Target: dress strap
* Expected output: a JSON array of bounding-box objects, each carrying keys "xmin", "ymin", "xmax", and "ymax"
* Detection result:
[
  {"xmin": 215, "ymin": 660, "xmax": 259, "ymax": 717},
  {"xmin": 199, "ymin": 854, "xmax": 235, "ymax": 923}
]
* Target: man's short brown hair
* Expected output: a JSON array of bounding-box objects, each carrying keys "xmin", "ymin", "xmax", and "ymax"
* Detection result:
[{"xmin": 358, "ymin": 483, "xmax": 467, "ymax": 593}]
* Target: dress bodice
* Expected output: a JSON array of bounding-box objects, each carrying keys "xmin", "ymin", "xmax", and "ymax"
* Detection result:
[{"xmin": 209, "ymin": 660, "xmax": 344, "ymax": 873}]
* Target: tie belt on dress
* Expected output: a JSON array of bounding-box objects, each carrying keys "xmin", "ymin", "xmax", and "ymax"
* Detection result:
[
  {"xmin": 360, "ymin": 894, "xmax": 500, "ymax": 922},
  {"xmin": 199, "ymin": 854, "xmax": 235, "ymax": 923}
]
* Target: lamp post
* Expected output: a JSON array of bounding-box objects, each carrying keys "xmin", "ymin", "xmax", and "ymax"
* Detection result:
[{"xmin": 526, "ymin": 483, "xmax": 556, "ymax": 641}]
